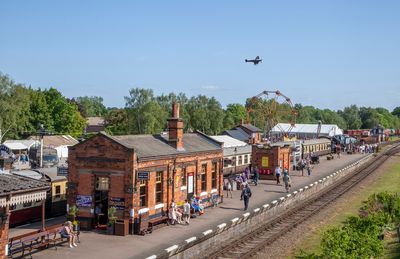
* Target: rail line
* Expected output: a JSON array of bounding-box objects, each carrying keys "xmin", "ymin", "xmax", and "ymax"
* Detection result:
[{"xmin": 209, "ymin": 144, "xmax": 400, "ymax": 259}]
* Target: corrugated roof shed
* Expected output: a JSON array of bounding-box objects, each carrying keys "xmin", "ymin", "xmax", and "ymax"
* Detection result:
[{"xmin": 271, "ymin": 123, "xmax": 343, "ymax": 136}]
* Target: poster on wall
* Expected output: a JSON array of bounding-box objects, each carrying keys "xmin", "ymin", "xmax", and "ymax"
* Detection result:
[
  {"xmin": 76, "ymin": 195, "xmax": 92, "ymax": 207},
  {"xmin": 109, "ymin": 197, "xmax": 125, "ymax": 210},
  {"xmin": 188, "ymin": 174, "xmax": 194, "ymax": 194},
  {"xmin": 262, "ymin": 156, "xmax": 269, "ymax": 167}
]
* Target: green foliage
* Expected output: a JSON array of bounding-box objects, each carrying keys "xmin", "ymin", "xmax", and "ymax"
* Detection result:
[
  {"xmin": 299, "ymin": 192, "xmax": 400, "ymax": 258},
  {"xmin": 74, "ymin": 96, "xmax": 108, "ymax": 117},
  {"xmin": 223, "ymin": 103, "xmax": 247, "ymax": 129},
  {"xmin": 108, "ymin": 206, "xmax": 117, "ymax": 226},
  {"xmin": 0, "ymin": 73, "xmax": 86, "ymax": 140}
]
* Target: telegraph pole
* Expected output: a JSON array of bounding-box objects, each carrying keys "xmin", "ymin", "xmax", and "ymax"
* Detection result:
[{"xmin": 39, "ymin": 124, "xmax": 45, "ymax": 168}]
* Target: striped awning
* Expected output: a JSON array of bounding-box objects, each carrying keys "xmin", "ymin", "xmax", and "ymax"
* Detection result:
[{"xmin": 0, "ymin": 191, "xmax": 47, "ymax": 207}]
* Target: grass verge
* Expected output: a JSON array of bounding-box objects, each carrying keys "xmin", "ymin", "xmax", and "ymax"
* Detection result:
[{"xmin": 291, "ymin": 155, "xmax": 400, "ymax": 258}]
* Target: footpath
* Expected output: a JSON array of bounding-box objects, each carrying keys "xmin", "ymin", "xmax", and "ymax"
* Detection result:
[{"xmin": 9, "ymin": 153, "xmax": 366, "ymax": 259}]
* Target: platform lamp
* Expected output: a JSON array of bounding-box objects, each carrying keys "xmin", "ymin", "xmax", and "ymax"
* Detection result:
[{"xmin": 234, "ymin": 147, "xmax": 238, "ymax": 174}]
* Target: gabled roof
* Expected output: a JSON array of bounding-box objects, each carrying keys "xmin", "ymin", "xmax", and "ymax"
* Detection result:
[
  {"xmin": 223, "ymin": 128, "xmax": 250, "ymax": 142},
  {"xmin": 28, "ymin": 135, "xmax": 79, "ymax": 147},
  {"xmin": 0, "ymin": 173, "xmax": 50, "ymax": 196},
  {"xmin": 104, "ymin": 131, "xmax": 222, "ymax": 159},
  {"xmin": 210, "ymin": 135, "xmax": 248, "ymax": 148},
  {"xmin": 271, "ymin": 123, "xmax": 343, "ymax": 136},
  {"xmin": 86, "ymin": 117, "xmax": 105, "ymax": 126},
  {"xmin": 238, "ymin": 124, "xmax": 263, "ymax": 133}
]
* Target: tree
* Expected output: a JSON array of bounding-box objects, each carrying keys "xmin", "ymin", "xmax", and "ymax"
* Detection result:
[
  {"xmin": 43, "ymin": 88, "xmax": 86, "ymax": 137},
  {"xmin": 105, "ymin": 108, "xmax": 129, "ymax": 135},
  {"xmin": 75, "ymin": 96, "xmax": 108, "ymax": 117},
  {"xmin": 223, "ymin": 103, "xmax": 247, "ymax": 129},
  {"xmin": 341, "ymin": 105, "xmax": 362, "ymax": 129},
  {"xmin": 392, "ymin": 107, "xmax": 400, "ymax": 117}
]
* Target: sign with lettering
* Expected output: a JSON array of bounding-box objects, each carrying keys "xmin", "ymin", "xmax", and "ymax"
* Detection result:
[
  {"xmin": 188, "ymin": 173, "xmax": 194, "ymax": 194},
  {"xmin": 137, "ymin": 171, "xmax": 150, "ymax": 180},
  {"xmin": 109, "ymin": 197, "xmax": 125, "ymax": 210},
  {"xmin": 76, "ymin": 195, "xmax": 92, "ymax": 207},
  {"xmin": 262, "ymin": 156, "xmax": 269, "ymax": 167}
]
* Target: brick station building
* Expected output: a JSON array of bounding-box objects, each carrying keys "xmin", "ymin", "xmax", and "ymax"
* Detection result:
[
  {"xmin": 67, "ymin": 103, "xmax": 224, "ymax": 230},
  {"xmin": 251, "ymin": 143, "xmax": 291, "ymax": 180}
]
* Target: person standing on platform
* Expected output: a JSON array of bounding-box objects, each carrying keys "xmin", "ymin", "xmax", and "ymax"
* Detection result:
[
  {"xmin": 275, "ymin": 166, "xmax": 282, "ymax": 185},
  {"xmin": 283, "ymin": 169, "xmax": 291, "ymax": 193},
  {"xmin": 225, "ymin": 179, "xmax": 233, "ymax": 198},
  {"xmin": 252, "ymin": 166, "xmax": 259, "ymax": 186},
  {"xmin": 183, "ymin": 200, "xmax": 191, "ymax": 225},
  {"xmin": 240, "ymin": 183, "xmax": 252, "ymax": 210}
]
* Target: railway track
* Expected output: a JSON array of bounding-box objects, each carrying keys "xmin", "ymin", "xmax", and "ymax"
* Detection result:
[{"xmin": 209, "ymin": 144, "xmax": 400, "ymax": 259}]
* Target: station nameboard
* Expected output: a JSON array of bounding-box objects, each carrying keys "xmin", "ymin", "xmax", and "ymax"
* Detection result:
[{"xmin": 137, "ymin": 171, "xmax": 150, "ymax": 180}]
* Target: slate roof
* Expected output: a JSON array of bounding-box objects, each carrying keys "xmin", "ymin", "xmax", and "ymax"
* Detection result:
[
  {"xmin": 107, "ymin": 132, "xmax": 222, "ymax": 159},
  {"xmin": 238, "ymin": 124, "xmax": 263, "ymax": 133},
  {"xmin": 0, "ymin": 173, "xmax": 50, "ymax": 196},
  {"xmin": 223, "ymin": 128, "xmax": 250, "ymax": 142}
]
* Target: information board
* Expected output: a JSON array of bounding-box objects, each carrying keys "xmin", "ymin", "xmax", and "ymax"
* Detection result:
[
  {"xmin": 262, "ymin": 156, "xmax": 269, "ymax": 167},
  {"xmin": 76, "ymin": 195, "xmax": 92, "ymax": 207}
]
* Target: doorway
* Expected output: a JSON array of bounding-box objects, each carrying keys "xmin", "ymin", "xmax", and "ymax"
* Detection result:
[
  {"xmin": 187, "ymin": 172, "xmax": 194, "ymax": 201},
  {"xmin": 94, "ymin": 176, "xmax": 109, "ymax": 226}
]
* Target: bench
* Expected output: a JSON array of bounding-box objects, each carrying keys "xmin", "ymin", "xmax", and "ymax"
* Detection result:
[
  {"xmin": 148, "ymin": 216, "xmax": 169, "ymax": 233},
  {"xmin": 20, "ymin": 231, "xmax": 50, "ymax": 258},
  {"xmin": 8, "ymin": 230, "xmax": 41, "ymax": 258},
  {"xmin": 46, "ymin": 223, "xmax": 80, "ymax": 247}
]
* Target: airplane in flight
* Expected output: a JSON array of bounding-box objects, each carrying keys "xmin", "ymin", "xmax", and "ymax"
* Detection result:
[{"xmin": 245, "ymin": 56, "xmax": 262, "ymax": 65}]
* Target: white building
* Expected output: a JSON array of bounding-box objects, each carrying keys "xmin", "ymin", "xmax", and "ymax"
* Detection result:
[
  {"xmin": 210, "ymin": 135, "xmax": 252, "ymax": 176},
  {"xmin": 270, "ymin": 123, "xmax": 343, "ymax": 139}
]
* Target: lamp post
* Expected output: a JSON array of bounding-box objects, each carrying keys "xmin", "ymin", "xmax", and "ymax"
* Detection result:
[{"xmin": 234, "ymin": 147, "xmax": 237, "ymax": 175}]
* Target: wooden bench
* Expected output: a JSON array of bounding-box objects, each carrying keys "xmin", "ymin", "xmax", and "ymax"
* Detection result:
[
  {"xmin": 8, "ymin": 230, "xmax": 41, "ymax": 258},
  {"xmin": 46, "ymin": 223, "xmax": 80, "ymax": 247},
  {"xmin": 20, "ymin": 231, "xmax": 50, "ymax": 258},
  {"xmin": 147, "ymin": 216, "xmax": 169, "ymax": 233}
]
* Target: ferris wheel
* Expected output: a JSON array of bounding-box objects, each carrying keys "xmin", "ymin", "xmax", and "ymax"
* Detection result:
[{"xmin": 246, "ymin": 90, "xmax": 297, "ymax": 138}]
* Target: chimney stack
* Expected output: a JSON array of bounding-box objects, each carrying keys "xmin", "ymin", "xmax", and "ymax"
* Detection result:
[{"xmin": 168, "ymin": 102, "xmax": 184, "ymax": 150}]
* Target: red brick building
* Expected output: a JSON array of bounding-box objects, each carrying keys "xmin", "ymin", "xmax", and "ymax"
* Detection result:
[
  {"xmin": 67, "ymin": 103, "xmax": 224, "ymax": 230},
  {"xmin": 251, "ymin": 143, "xmax": 291, "ymax": 180}
]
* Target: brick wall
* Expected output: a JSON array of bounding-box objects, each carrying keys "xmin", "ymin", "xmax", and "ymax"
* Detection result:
[
  {"xmin": 0, "ymin": 209, "xmax": 9, "ymax": 259},
  {"xmin": 69, "ymin": 134, "xmax": 223, "ymax": 226},
  {"xmin": 252, "ymin": 145, "xmax": 291, "ymax": 179}
]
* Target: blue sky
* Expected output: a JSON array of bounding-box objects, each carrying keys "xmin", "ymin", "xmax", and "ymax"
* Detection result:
[{"xmin": 1, "ymin": 1, "xmax": 399, "ymax": 111}]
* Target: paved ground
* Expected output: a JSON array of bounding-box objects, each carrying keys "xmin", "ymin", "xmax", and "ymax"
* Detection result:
[{"xmin": 9, "ymin": 153, "xmax": 367, "ymax": 259}]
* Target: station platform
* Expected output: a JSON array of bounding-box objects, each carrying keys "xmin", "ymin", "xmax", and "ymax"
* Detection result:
[{"xmin": 9, "ymin": 153, "xmax": 367, "ymax": 259}]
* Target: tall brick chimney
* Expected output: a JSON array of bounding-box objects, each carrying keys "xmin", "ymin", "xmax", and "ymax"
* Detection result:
[{"xmin": 168, "ymin": 102, "xmax": 184, "ymax": 150}]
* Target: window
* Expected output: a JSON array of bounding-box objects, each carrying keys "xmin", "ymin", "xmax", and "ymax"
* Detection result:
[
  {"xmin": 244, "ymin": 154, "xmax": 249, "ymax": 164},
  {"xmin": 155, "ymin": 171, "xmax": 163, "ymax": 203},
  {"xmin": 211, "ymin": 162, "xmax": 217, "ymax": 189},
  {"xmin": 55, "ymin": 185, "xmax": 61, "ymax": 199},
  {"xmin": 181, "ymin": 168, "xmax": 187, "ymax": 186},
  {"xmin": 96, "ymin": 176, "xmax": 109, "ymax": 191},
  {"xmin": 238, "ymin": 155, "xmax": 243, "ymax": 165},
  {"xmin": 201, "ymin": 164, "xmax": 207, "ymax": 191},
  {"xmin": 139, "ymin": 180, "xmax": 147, "ymax": 207},
  {"xmin": 223, "ymin": 159, "xmax": 230, "ymax": 168}
]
